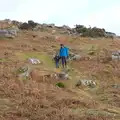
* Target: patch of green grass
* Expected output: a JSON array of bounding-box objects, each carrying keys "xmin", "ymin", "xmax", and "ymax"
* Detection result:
[
  {"xmin": 56, "ymin": 82, "xmax": 65, "ymax": 88},
  {"xmin": 0, "ymin": 58, "xmax": 7, "ymax": 62},
  {"xmin": 86, "ymin": 109, "xmax": 114, "ymax": 117},
  {"xmin": 15, "ymin": 52, "xmax": 55, "ymax": 69},
  {"xmin": 0, "ymin": 36, "xmax": 13, "ymax": 40},
  {"xmin": 0, "ymin": 36, "xmax": 6, "ymax": 40}
]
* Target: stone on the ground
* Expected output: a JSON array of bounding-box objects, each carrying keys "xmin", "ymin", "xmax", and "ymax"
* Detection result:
[
  {"xmin": 68, "ymin": 52, "xmax": 75, "ymax": 60},
  {"xmin": 112, "ymin": 51, "xmax": 120, "ymax": 60},
  {"xmin": 72, "ymin": 55, "xmax": 82, "ymax": 60},
  {"xmin": 53, "ymin": 72, "xmax": 69, "ymax": 80},
  {"xmin": 76, "ymin": 79, "xmax": 96, "ymax": 88},
  {"xmin": 58, "ymin": 72, "xmax": 69, "ymax": 80},
  {"xmin": 112, "ymin": 55, "xmax": 120, "ymax": 60},
  {"xmin": 17, "ymin": 65, "xmax": 31, "ymax": 80},
  {"xmin": 111, "ymin": 84, "xmax": 120, "ymax": 89},
  {"xmin": 0, "ymin": 29, "xmax": 18, "ymax": 38},
  {"xmin": 69, "ymin": 52, "xmax": 90, "ymax": 61},
  {"xmin": 28, "ymin": 58, "xmax": 41, "ymax": 64}
]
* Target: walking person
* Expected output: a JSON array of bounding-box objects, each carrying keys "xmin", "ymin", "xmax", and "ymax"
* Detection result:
[{"xmin": 59, "ymin": 44, "xmax": 69, "ymax": 68}]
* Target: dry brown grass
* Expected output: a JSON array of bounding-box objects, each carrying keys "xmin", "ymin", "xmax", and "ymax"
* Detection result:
[{"xmin": 0, "ymin": 31, "xmax": 120, "ymax": 119}]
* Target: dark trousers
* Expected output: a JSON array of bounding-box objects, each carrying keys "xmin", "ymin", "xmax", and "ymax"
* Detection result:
[
  {"xmin": 61, "ymin": 56, "xmax": 67, "ymax": 68},
  {"xmin": 55, "ymin": 60, "xmax": 59, "ymax": 68}
]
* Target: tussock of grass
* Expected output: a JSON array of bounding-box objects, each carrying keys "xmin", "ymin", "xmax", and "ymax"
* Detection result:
[
  {"xmin": 56, "ymin": 82, "xmax": 65, "ymax": 88},
  {"xmin": 0, "ymin": 58, "xmax": 7, "ymax": 62}
]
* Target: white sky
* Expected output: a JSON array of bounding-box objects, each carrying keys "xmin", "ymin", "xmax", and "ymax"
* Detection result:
[{"xmin": 0, "ymin": 0, "xmax": 120, "ymax": 35}]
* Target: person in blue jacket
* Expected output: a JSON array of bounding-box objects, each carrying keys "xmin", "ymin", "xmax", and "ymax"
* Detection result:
[{"xmin": 59, "ymin": 44, "xmax": 69, "ymax": 68}]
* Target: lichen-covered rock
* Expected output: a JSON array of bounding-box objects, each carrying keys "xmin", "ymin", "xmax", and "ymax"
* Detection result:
[
  {"xmin": 17, "ymin": 65, "xmax": 31, "ymax": 80},
  {"xmin": 76, "ymin": 79, "xmax": 96, "ymax": 88},
  {"xmin": 28, "ymin": 58, "xmax": 41, "ymax": 64}
]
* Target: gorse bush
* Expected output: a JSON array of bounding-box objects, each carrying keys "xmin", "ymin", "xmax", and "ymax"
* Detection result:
[
  {"xmin": 19, "ymin": 22, "xmax": 30, "ymax": 30},
  {"xmin": 20, "ymin": 20, "xmax": 37, "ymax": 30},
  {"xmin": 74, "ymin": 25, "xmax": 106, "ymax": 37},
  {"xmin": 28, "ymin": 20, "xmax": 37, "ymax": 28}
]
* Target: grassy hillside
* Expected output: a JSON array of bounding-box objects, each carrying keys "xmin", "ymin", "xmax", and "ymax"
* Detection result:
[{"xmin": 0, "ymin": 29, "xmax": 120, "ymax": 120}]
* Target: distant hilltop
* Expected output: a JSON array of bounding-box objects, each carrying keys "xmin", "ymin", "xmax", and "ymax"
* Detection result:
[{"xmin": 0, "ymin": 19, "xmax": 117, "ymax": 38}]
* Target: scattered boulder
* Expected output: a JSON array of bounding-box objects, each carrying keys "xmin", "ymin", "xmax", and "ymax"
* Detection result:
[
  {"xmin": 17, "ymin": 65, "xmax": 31, "ymax": 80},
  {"xmin": 58, "ymin": 72, "xmax": 69, "ymax": 80},
  {"xmin": 8, "ymin": 29, "xmax": 17, "ymax": 36},
  {"xmin": 112, "ymin": 55, "xmax": 120, "ymax": 60},
  {"xmin": 0, "ymin": 29, "xmax": 18, "ymax": 38},
  {"xmin": 69, "ymin": 52, "xmax": 75, "ymax": 60},
  {"xmin": 69, "ymin": 51, "xmax": 91, "ymax": 61},
  {"xmin": 112, "ymin": 51, "xmax": 120, "ymax": 60},
  {"xmin": 53, "ymin": 72, "xmax": 70, "ymax": 80},
  {"xmin": 69, "ymin": 52, "xmax": 82, "ymax": 61},
  {"xmin": 72, "ymin": 55, "xmax": 82, "ymax": 61},
  {"xmin": 28, "ymin": 58, "xmax": 41, "ymax": 64},
  {"xmin": 111, "ymin": 84, "xmax": 120, "ymax": 89},
  {"xmin": 0, "ymin": 30, "xmax": 8, "ymax": 36},
  {"xmin": 76, "ymin": 79, "xmax": 96, "ymax": 88},
  {"xmin": 69, "ymin": 53, "xmax": 90, "ymax": 61}
]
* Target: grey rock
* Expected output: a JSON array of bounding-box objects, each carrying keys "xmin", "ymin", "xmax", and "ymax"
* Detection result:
[
  {"xmin": 76, "ymin": 79, "xmax": 96, "ymax": 88},
  {"xmin": 18, "ymin": 65, "xmax": 31, "ymax": 80},
  {"xmin": 53, "ymin": 72, "xmax": 69, "ymax": 80},
  {"xmin": 112, "ymin": 51, "xmax": 120, "ymax": 60},
  {"xmin": 28, "ymin": 58, "xmax": 41, "ymax": 64},
  {"xmin": 72, "ymin": 55, "xmax": 81, "ymax": 60},
  {"xmin": 0, "ymin": 29, "xmax": 18, "ymax": 38},
  {"xmin": 111, "ymin": 84, "xmax": 120, "ymax": 89},
  {"xmin": 58, "ymin": 72, "xmax": 69, "ymax": 80}
]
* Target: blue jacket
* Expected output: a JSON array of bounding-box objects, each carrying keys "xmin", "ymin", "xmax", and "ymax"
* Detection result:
[{"xmin": 59, "ymin": 47, "xmax": 69, "ymax": 57}]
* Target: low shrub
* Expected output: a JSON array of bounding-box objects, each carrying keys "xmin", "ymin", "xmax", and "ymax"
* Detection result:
[{"xmin": 56, "ymin": 82, "xmax": 65, "ymax": 88}]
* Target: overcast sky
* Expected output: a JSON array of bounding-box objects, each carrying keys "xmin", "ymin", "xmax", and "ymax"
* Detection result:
[{"xmin": 0, "ymin": 0, "xmax": 120, "ymax": 35}]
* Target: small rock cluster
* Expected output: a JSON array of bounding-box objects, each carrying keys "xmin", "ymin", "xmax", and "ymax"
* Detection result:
[
  {"xmin": 0, "ymin": 29, "xmax": 18, "ymax": 38},
  {"xmin": 76, "ymin": 79, "xmax": 96, "ymax": 88}
]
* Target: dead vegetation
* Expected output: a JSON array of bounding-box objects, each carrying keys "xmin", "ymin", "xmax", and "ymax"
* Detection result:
[{"xmin": 0, "ymin": 30, "xmax": 120, "ymax": 120}]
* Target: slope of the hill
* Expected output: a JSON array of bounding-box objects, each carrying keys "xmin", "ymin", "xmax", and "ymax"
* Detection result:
[{"xmin": 0, "ymin": 30, "xmax": 120, "ymax": 120}]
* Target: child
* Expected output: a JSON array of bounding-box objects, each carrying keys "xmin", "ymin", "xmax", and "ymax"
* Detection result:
[{"xmin": 53, "ymin": 52, "xmax": 60, "ymax": 68}]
